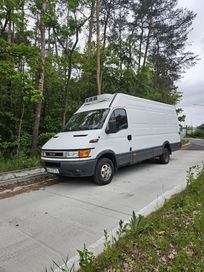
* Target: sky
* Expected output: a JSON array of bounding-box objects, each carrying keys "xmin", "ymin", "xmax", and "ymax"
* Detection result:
[{"xmin": 178, "ymin": 0, "xmax": 204, "ymax": 127}]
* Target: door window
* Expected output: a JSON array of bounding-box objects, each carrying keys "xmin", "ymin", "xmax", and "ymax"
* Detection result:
[{"xmin": 109, "ymin": 109, "xmax": 128, "ymax": 131}]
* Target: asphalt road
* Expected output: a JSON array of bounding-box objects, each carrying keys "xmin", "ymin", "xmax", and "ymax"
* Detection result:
[
  {"xmin": 186, "ymin": 138, "xmax": 204, "ymax": 150},
  {"xmin": 0, "ymin": 149, "xmax": 204, "ymax": 272}
]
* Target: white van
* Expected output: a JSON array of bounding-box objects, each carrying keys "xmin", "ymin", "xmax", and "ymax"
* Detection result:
[{"xmin": 41, "ymin": 93, "xmax": 181, "ymax": 185}]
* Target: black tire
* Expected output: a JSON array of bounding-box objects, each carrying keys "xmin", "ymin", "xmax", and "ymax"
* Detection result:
[
  {"xmin": 93, "ymin": 158, "xmax": 114, "ymax": 185},
  {"xmin": 159, "ymin": 147, "xmax": 170, "ymax": 164}
]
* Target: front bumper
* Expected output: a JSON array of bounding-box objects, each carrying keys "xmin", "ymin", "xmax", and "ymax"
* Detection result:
[{"xmin": 42, "ymin": 159, "xmax": 97, "ymax": 177}]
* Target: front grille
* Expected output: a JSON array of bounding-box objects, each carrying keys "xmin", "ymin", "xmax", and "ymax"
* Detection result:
[
  {"xmin": 45, "ymin": 151, "xmax": 63, "ymax": 157},
  {"xmin": 43, "ymin": 150, "xmax": 65, "ymax": 158},
  {"xmin": 45, "ymin": 162, "xmax": 61, "ymax": 168}
]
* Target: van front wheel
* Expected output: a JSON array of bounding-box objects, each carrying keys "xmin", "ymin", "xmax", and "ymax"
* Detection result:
[{"xmin": 93, "ymin": 158, "xmax": 114, "ymax": 185}]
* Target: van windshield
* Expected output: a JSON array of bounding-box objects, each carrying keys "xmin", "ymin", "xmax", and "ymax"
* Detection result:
[{"xmin": 63, "ymin": 109, "xmax": 110, "ymax": 132}]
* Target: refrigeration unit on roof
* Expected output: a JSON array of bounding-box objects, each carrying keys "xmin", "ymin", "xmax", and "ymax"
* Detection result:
[{"xmin": 85, "ymin": 94, "xmax": 113, "ymax": 104}]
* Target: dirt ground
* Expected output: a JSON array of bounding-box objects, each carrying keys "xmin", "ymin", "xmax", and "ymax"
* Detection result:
[{"xmin": 0, "ymin": 177, "xmax": 59, "ymax": 199}]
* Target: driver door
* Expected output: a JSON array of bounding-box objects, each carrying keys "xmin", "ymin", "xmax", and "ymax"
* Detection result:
[{"xmin": 105, "ymin": 108, "xmax": 132, "ymax": 167}]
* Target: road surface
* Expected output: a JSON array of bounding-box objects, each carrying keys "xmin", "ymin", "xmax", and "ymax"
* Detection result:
[
  {"xmin": 0, "ymin": 148, "xmax": 204, "ymax": 272},
  {"xmin": 186, "ymin": 138, "xmax": 204, "ymax": 150}
]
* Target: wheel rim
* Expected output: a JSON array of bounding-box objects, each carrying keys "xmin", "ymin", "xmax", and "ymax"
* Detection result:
[{"xmin": 101, "ymin": 163, "xmax": 112, "ymax": 181}]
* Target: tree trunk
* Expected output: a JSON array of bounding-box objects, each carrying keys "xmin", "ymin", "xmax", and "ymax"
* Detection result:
[
  {"xmin": 142, "ymin": 25, "xmax": 151, "ymax": 67},
  {"xmin": 62, "ymin": 21, "xmax": 80, "ymax": 127},
  {"xmin": 31, "ymin": 2, "xmax": 46, "ymax": 155},
  {"xmin": 102, "ymin": 0, "xmax": 113, "ymax": 49},
  {"xmin": 62, "ymin": 63, "xmax": 72, "ymax": 127},
  {"xmin": 17, "ymin": 102, "xmax": 25, "ymax": 155},
  {"xmin": 96, "ymin": 0, "xmax": 101, "ymax": 95},
  {"xmin": 101, "ymin": 0, "xmax": 113, "ymax": 90},
  {"xmin": 48, "ymin": 27, "xmax": 51, "ymax": 52},
  {"xmin": 87, "ymin": 2, "xmax": 95, "ymax": 61},
  {"xmin": 137, "ymin": 21, "xmax": 144, "ymax": 73},
  {"xmin": 118, "ymin": 10, "xmax": 123, "ymax": 90},
  {"xmin": 7, "ymin": 16, "xmax": 12, "ymax": 45}
]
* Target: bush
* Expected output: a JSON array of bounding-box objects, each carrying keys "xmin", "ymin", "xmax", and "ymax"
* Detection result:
[
  {"xmin": 0, "ymin": 153, "xmax": 40, "ymax": 172},
  {"xmin": 193, "ymin": 129, "xmax": 204, "ymax": 139},
  {"xmin": 0, "ymin": 140, "xmax": 17, "ymax": 157},
  {"xmin": 38, "ymin": 132, "xmax": 56, "ymax": 148},
  {"xmin": 20, "ymin": 132, "xmax": 32, "ymax": 154}
]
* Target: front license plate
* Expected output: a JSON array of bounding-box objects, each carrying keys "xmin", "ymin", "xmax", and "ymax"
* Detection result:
[{"xmin": 46, "ymin": 168, "xmax": 59, "ymax": 174}]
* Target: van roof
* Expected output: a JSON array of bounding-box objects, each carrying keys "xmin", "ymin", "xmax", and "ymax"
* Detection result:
[
  {"xmin": 77, "ymin": 93, "xmax": 175, "ymax": 113},
  {"xmin": 77, "ymin": 94, "xmax": 115, "ymax": 112}
]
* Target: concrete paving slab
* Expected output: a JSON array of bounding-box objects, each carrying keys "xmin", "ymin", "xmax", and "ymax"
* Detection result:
[{"xmin": 0, "ymin": 150, "xmax": 204, "ymax": 272}]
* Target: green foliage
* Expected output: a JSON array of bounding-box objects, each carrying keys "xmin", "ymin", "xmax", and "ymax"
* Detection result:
[
  {"xmin": 192, "ymin": 129, "xmax": 204, "ymax": 139},
  {"xmin": 0, "ymin": 0, "xmax": 197, "ymax": 167},
  {"xmin": 181, "ymin": 138, "xmax": 189, "ymax": 146},
  {"xmin": 0, "ymin": 153, "xmax": 40, "ymax": 172},
  {"xmin": 48, "ymin": 256, "xmax": 75, "ymax": 272},
  {"xmin": 38, "ymin": 132, "xmax": 56, "ymax": 148},
  {"xmin": 20, "ymin": 133, "xmax": 32, "ymax": 153},
  {"xmin": 177, "ymin": 108, "xmax": 186, "ymax": 123},
  {"xmin": 30, "ymin": 88, "xmax": 44, "ymax": 103},
  {"xmin": 77, "ymin": 244, "xmax": 95, "ymax": 272}
]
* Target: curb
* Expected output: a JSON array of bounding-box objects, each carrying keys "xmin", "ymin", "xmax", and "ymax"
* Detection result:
[
  {"xmin": 0, "ymin": 168, "xmax": 44, "ymax": 182},
  {"xmin": 0, "ymin": 168, "xmax": 53, "ymax": 190},
  {"xmin": 181, "ymin": 143, "xmax": 191, "ymax": 150},
  {"xmin": 55, "ymin": 182, "xmax": 186, "ymax": 272},
  {"xmin": 187, "ymin": 138, "xmax": 204, "ymax": 141}
]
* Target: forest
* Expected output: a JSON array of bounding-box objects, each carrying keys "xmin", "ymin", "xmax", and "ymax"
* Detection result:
[{"xmin": 0, "ymin": 0, "xmax": 197, "ymax": 170}]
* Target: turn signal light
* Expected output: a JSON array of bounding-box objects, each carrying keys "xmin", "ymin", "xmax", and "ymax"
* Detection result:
[
  {"xmin": 89, "ymin": 138, "xmax": 99, "ymax": 143},
  {"xmin": 79, "ymin": 149, "xmax": 91, "ymax": 158}
]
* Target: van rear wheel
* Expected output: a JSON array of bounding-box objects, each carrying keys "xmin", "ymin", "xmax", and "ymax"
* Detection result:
[
  {"xmin": 159, "ymin": 148, "xmax": 170, "ymax": 164},
  {"xmin": 93, "ymin": 158, "xmax": 114, "ymax": 185}
]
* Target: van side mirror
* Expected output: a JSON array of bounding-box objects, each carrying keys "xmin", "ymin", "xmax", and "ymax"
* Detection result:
[{"xmin": 106, "ymin": 119, "xmax": 117, "ymax": 134}]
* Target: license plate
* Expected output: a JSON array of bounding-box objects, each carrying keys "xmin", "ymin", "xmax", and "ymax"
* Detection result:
[{"xmin": 46, "ymin": 168, "xmax": 59, "ymax": 174}]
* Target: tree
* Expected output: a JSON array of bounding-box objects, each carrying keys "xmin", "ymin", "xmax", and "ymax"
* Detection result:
[
  {"xmin": 0, "ymin": 0, "xmax": 197, "ymax": 160},
  {"xmin": 96, "ymin": 0, "xmax": 101, "ymax": 95},
  {"xmin": 31, "ymin": 1, "xmax": 47, "ymax": 155},
  {"xmin": 53, "ymin": 0, "xmax": 91, "ymax": 126}
]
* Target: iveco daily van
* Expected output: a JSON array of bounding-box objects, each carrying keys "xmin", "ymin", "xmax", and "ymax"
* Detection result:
[{"xmin": 41, "ymin": 93, "xmax": 181, "ymax": 185}]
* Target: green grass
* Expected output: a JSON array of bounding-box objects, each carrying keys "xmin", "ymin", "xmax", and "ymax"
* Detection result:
[
  {"xmin": 181, "ymin": 138, "xmax": 189, "ymax": 145},
  {"xmin": 49, "ymin": 165, "xmax": 204, "ymax": 272},
  {"xmin": 0, "ymin": 154, "xmax": 40, "ymax": 172}
]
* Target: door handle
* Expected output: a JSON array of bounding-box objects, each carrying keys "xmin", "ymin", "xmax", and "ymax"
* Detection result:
[{"xmin": 127, "ymin": 135, "xmax": 132, "ymax": 141}]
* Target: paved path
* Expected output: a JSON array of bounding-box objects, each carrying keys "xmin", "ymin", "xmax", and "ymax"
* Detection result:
[
  {"xmin": 182, "ymin": 138, "xmax": 204, "ymax": 150},
  {"xmin": 0, "ymin": 150, "xmax": 204, "ymax": 272},
  {"xmin": 188, "ymin": 139, "xmax": 204, "ymax": 150}
]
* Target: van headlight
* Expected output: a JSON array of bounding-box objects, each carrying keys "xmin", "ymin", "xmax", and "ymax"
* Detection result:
[
  {"xmin": 67, "ymin": 151, "xmax": 79, "ymax": 158},
  {"xmin": 66, "ymin": 149, "xmax": 91, "ymax": 158},
  {"xmin": 41, "ymin": 151, "xmax": 46, "ymax": 157}
]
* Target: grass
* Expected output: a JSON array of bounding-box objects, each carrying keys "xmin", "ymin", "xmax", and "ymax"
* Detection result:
[
  {"xmin": 181, "ymin": 138, "xmax": 189, "ymax": 145},
  {"xmin": 0, "ymin": 154, "xmax": 40, "ymax": 172},
  {"xmin": 48, "ymin": 164, "xmax": 204, "ymax": 272}
]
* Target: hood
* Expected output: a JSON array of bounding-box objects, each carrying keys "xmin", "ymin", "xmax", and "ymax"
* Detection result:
[{"xmin": 42, "ymin": 130, "xmax": 101, "ymax": 150}]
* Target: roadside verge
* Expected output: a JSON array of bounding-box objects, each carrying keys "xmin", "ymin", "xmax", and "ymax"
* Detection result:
[
  {"xmin": 52, "ymin": 164, "xmax": 204, "ymax": 271},
  {"xmin": 0, "ymin": 168, "xmax": 58, "ymax": 199},
  {"xmin": 55, "ymin": 173, "xmax": 195, "ymax": 271}
]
